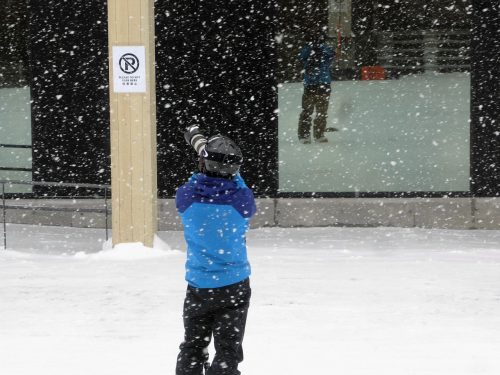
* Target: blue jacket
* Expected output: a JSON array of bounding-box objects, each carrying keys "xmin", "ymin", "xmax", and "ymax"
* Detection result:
[
  {"xmin": 300, "ymin": 44, "xmax": 334, "ymax": 86},
  {"xmin": 176, "ymin": 173, "xmax": 256, "ymax": 288}
]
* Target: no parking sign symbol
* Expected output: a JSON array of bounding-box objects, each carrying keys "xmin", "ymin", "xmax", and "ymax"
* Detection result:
[
  {"xmin": 119, "ymin": 53, "xmax": 140, "ymax": 74},
  {"xmin": 112, "ymin": 46, "xmax": 147, "ymax": 93}
]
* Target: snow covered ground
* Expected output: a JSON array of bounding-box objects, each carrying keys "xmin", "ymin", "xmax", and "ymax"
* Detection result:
[
  {"xmin": 1, "ymin": 224, "xmax": 500, "ymax": 375},
  {"xmin": 278, "ymin": 73, "xmax": 470, "ymax": 192}
]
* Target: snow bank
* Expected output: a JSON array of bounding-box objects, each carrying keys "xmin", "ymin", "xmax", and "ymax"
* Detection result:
[{"xmin": 76, "ymin": 234, "xmax": 180, "ymax": 260}]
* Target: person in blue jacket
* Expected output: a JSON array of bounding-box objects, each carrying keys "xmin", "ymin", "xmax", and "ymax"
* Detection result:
[
  {"xmin": 176, "ymin": 125, "xmax": 256, "ymax": 375},
  {"xmin": 298, "ymin": 31, "xmax": 336, "ymax": 144}
]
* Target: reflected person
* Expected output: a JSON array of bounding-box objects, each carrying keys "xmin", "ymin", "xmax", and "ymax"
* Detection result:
[{"xmin": 298, "ymin": 33, "xmax": 336, "ymax": 144}]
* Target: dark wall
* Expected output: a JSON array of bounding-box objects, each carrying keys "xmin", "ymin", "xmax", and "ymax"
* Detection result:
[
  {"xmin": 470, "ymin": 0, "xmax": 500, "ymax": 196},
  {"xmin": 352, "ymin": 0, "xmax": 378, "ymax": 70},
  {"xmin": 26, "ymin": 0, "xmax": 499, "ymax": 197},
  {"xmin": 277, "ymin": 0, "xmax": 329, "ymax": 82},
  {"xmin": 0, "ymin": 0, "xmax": 30, "ymax": 87},
  {"xmin": 29, "ymin": 1, "xmax": 110, "ymax": 187},
  {"xmin": 155, "ymin": 0, "xmax": 278, "ymax": 196},
  {"xmin": 29, "ymin": 0, "xmax": 277, "ymax": 197},
  {"xmin": 372, "ymin": 0, "xmax": 472, "ymax": 31},
  {"xmin": 351, "ymin": 0, "xmax": 473, "ymax": 74}
]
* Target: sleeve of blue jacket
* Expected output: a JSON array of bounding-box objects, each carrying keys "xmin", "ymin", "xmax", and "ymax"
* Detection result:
[
  {"xmin": 175, "ymin": 173, "xmax": 256, "ymax": 288},
  {"xmin": 299, "ymin": 45, "xmax": 311, "ymax": 62},
  {"xmin": 323, "ymin": 44, "xmax": 335, "ymax": 63}
]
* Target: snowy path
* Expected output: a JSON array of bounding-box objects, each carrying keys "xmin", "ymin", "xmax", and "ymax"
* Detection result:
[{"xmin": 1, "ymin": 225, "xmax": 500, "ymax": 374}]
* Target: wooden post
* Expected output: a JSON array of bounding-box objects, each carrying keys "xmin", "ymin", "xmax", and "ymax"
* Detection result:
[{"xmin": 107, "ymin": 0, "xmax": 157, "ymax": 247}]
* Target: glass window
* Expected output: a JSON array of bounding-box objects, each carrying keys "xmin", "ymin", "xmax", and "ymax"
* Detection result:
[
  {"xmin": 278, "ymin": 0, "xmax": 471, "ymax": 194},
  {"xmin": 0, "ymin": 0, "xmax": 32, "ymax": 193}
]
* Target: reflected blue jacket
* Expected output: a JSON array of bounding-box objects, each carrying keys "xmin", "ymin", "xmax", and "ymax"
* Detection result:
[
  {"xmin": 300, "ymin": 44, "xmax": 334, "ymax": 86},
  {"xmin": 176, "ymin": 173, "xmax": 256, "ymax": 288}
]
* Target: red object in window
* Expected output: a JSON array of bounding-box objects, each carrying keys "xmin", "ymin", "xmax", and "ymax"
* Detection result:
[{"xmin": 361, "ymin": 66, "xmax": 386, "ymax": 80}]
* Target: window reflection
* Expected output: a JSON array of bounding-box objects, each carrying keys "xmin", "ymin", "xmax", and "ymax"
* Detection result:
[
  {"xmin": 278, "ymin": 0, "xmax": 472, "ymax": 193},
  {"xmin": 0, "ymin": 0, "xmax": 32, "ymax": 193}
]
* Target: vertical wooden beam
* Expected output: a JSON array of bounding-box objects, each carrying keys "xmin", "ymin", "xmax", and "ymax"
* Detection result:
[{"xmin": 107, "ymin": 0, "xmax": 157, "ymax": 247}]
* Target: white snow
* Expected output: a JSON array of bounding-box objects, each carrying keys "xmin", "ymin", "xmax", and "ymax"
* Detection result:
[
  {"xmin": 278, "ymin": 73, "xmax": 470, "ymax": 192},
  {"xmin": 86, "ymin": 235, "xmax": 177, "ymax": 261},
  {"xmin": 1, "ymin": 224, "xmax": 500, "ymax": 375}
]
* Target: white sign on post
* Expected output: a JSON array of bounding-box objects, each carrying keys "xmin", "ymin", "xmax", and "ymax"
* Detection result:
[{"xmin": 112, "ymin": 46, "xmax": 147, "ymax": 93}]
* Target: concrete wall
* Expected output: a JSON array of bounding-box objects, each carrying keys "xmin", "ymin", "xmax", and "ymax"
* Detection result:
[{"xmin": 3, "ymin": 197, "xmax": 500, "ymax": 230}]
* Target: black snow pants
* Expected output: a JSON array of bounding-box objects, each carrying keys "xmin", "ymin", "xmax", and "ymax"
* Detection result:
[
  {"xmin": 176, "ymin": 278, "xmax": 251, "ymax": 375},
  {"xmin": 298, "ymin": 84, "xmax": 331, "ymax": 140}
]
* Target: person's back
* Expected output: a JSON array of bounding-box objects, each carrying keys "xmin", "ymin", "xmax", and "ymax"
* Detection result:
[
  {"xmin": 176, "ymin": 126, "xmax": 256, "ymax": 375},
  {"xmin": 300, "ymin": 42, "xmax": 334, "ymax": 86},
  {"xmin": 176, "ymin": 172, "xmax": 255, "ymax": 288}
]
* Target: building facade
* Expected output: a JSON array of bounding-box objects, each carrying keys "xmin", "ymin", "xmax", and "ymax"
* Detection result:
[{"xmin": 0, "ymin": 0, "xmax": 499, "ymax": 201}]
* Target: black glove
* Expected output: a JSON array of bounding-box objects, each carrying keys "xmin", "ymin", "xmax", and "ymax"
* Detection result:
[{"xmin": 184, "ymin": 125, "xmax": 207, "ymax": 155}]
